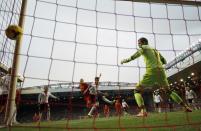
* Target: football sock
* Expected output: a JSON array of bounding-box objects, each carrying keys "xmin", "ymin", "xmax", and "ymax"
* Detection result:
[
  {"xmin": 134, "ymin": 93, "xmax": 146, "ymax": 112},
  {"xmin": 170, "ymin": 91, "xmax": 183, "ymax": 104}
]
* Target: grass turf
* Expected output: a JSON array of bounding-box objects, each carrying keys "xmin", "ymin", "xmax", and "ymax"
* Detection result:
[{"xmin": 1, "ymin": 110, "xmax": 201, "ymax": 131}]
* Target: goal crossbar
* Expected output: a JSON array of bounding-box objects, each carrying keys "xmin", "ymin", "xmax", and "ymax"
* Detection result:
[{"xmin": 116, "ymin": 0, "xmax": 201, "ymax": 5}]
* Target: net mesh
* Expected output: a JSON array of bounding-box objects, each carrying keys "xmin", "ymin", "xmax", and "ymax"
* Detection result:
[
  {"xmin": 0, "ymin": 0, "xmax": 21, "ymax": 70},
  {"xmin": 0, "ymin": 0, "xmax": 201, "ymax": 130}
]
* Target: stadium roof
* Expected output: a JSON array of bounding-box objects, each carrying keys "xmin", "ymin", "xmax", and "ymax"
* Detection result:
[
  {"xmin": 166, "ymin": 39, "xmax": 201, "ymax": 82},
  {"xmin": 168, "ymin": 60, "xmax": 201, "ymax": 83}
]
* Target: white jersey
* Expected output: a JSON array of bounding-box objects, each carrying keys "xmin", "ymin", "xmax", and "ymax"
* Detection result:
[
  {"xmin": 38, "ymin": 91, "xmax": 57, "ymax": 104},
  {"xmin": 0, "ymin": 74, "xmax": 11, "ymax": 93},
  {"xmin": 153, "ymin": 94, "xmax": 162, "ymax": 103},
  {"xmin": 89, "ymin": 83, "xmax": 98, "ymax": 95},
  {"xmin": 186, "ymin": 90, "xmax": 196, "ymax": 100},
  {"xmin": 122, "ymin": 101, "xmax": 128, "ymax": 108}
]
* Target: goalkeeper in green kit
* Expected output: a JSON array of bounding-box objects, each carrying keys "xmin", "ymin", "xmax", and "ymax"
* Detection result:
[{"xmin": 121, "ymin": 37, "xmax": 192, "ymax": 117}]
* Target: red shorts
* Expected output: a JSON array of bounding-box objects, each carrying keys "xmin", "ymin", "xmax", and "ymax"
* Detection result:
[
  {"xmin": 84, "ymin": 95, "xmax": 96, "ymax": 108},
  {"xmin": 115, "ymin": 103, "xmax": 122, "ymax": 114}
]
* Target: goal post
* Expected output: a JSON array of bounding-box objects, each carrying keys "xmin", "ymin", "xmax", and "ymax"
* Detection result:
[{"xmin": 4, "ymin": 0, "xmax": 28, "ymax": 126}]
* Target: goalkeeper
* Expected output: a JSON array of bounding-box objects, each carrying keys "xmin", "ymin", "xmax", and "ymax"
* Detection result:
[{"xmin": 121, "ymin": 37, "xmax": 192, "ymax": 117}]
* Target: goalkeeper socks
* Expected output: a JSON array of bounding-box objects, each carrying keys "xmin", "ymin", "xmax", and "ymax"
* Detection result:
[
  {"xmin": 134, "ymin": 93, "xmax": 145, "ymax": 108},
  {"xmin": 170, "ymin": 91, "xmax": 183, "ymax": 104}
]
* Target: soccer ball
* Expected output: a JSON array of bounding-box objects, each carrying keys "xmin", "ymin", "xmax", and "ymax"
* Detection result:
[{"xmin": 5, "ymin": 25, "xmax": 23, "ymax": 40}]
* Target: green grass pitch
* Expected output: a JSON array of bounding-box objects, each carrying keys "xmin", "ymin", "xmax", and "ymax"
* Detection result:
[{"xmin": 1, "ymin": 110, "xmax": 201, "ymax": 131}]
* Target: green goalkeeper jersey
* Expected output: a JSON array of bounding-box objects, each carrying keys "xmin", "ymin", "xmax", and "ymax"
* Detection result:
[
  {"xmin": 129, "ymin": 45, "xmax": 167, "ymax": 69},
  {"xmin": 124, "ymin": 45, "xmax": 169, "ymax": 87}
]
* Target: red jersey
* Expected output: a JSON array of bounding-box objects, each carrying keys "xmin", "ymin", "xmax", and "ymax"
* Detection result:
[
  {"xmin": 80, "ymin": 83, "xmax": 94, "ymax": 108},
  {"xmin": 80, "ymin": 83, "xmax": 89, "ymax": 95},
  {"xmin": 115, "ymin": 99, "xmax": 122, "ymax": 115}
]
